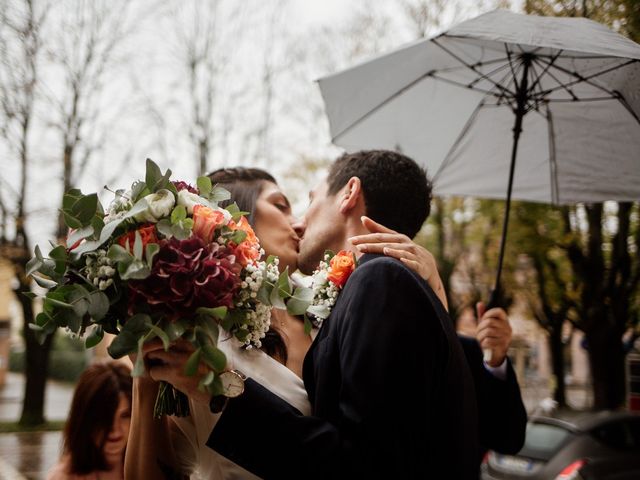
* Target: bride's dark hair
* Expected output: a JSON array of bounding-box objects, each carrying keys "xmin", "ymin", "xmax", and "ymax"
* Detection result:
[{"xmin": 207, "ymin": 167, "xmax": 287, "ymax": 363}]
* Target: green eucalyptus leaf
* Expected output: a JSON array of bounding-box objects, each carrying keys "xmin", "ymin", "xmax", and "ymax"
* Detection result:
[
  {"xmin": 35, "ymin": 311, "xmax": 50, "ymax": 327},
  {"xmin": 31, "ymin": 275, "xmax": 58, "ymax": 290},
  {"xmin": 230, "ymin": 229, "xmax": 247, "ymax": 245},
  {"xmin": 197, "ymin": 177, "xmax": 212, "ymax": 197},
  {"xmin": 22, "ymin": 291, "xmax": 37, "ymax": 300},
  {"xmin": 165, "ymin": 320, "xmax": 187, "ymax": 341},
  {"xmin": 132, "ymin": 337, "xmax": 146, "ymax": 377},
  {"xmin": 156, "ymin": 219, "xmax": 173, "ymax": 238},
  {"xmin": 26, "ymin": 256, "xmax": 44, "ymax": 277},
  {"xmin": 184, "ymin": 348, "xmax": 202, "ymax": 377},
  {"xmin": 108, "ymin": 244, "xmax": 134, "ymax": 263},
  {"xmin": 49, "ymin": 245, "xmax": 69, "ymax": 275},
  {"xmin": 307, "ymin": 304, "xmax": 331, "ymax": 320},
  {"xmin": 286, "ymin": 286, "xmax": 315, "ymax": 316},
  {"xmin": 34, "ymin": 245, "xmax": 44, "ymax": 262},
  {"xmin": 66, "ymin": 226, "xmax": 94, "ymax": 249},
  {"xmin": 201, "ymin": 344, "xmax": 227, "ymax": 371},
  {"xmin": 72, "ymin": 193, "xmax": 99, "ymax": 224},
  {"xmin": 44, "ymin": 295, "xmax": 73, "ymax": 310},
  {"xmin": 145, "ymin": 243, "xmax": 159, "ymax": 267},
  {"xmin": 63, "ymin": 211, "xmax": 83, "ymax": 229},
  {"xmin": 171, "ymin": 222, "xmax": 192, "ymax": 240},
  {"xmin": 123, "ymin": 314, "xmax": 151, "ymax": 335},
  {"xmin": 88, "ymin": 291, "xmax": 110, "ymax": 321},
  {"xmin": 277, "ymin": 268, "xmax": 292, "ymax": 298},
  {"xmin": 199, "ymin": 371, "xmax": 215, "ymax": 390},
  {"xmin": 210, "ymin": 185, "xmax": 231, "ymax": 203},
  {"xmin": 149, "ymin": 324, "xmax": 170, "ymax": 351},
  {"xmin": 107, "ymin": 330, "xmax": 139, "ymax": 358},
  {"xmin": 196, "ymin": 306, "xmax": 228, "ymax": 320},
  {"xmin": 145, "ymin": 159, "xmax": 163, "ymax": 191},
  {"xmin": 121, "ymin": 260, "xmax": 150, "ymax": 280},
  {"xmin": 171, "ymin": 205, "xmax": 187, "ymax": 224},
  {"xmin": 63, "ymin": 189, "xmax": 83, "ymax": 210},
  {"xmin": 269, "ymin": 283, "xmax": 286, "ymax": 309},
  {"xmin": 133, "ymin": 230, "xmax": 143, "ymax": 260},
  {"xmin": 85, "ymin": 325, "xmax": 104, "ymax": 348},
  {"xmin": 304, "ymin": 315, "xmax": 313, "ymax": 335}
]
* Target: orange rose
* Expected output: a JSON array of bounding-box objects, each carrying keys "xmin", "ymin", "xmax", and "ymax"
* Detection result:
[
  {"xmin": 234, "ymin": 240, "xmax": 261, "ymax": 267},
  {"xmin": 118, "ymin": 225, "xmax": 158, "ymax": 252},
  {"xmin": 229, "ymin": 216, "xmax": 259, "ymax": 246},
  {"xmin": 192, "ymin": 205, "xmax": 227, "ymax": 243},
  {"xmin": 327, "ymin": 250, "xmax": 356, "ymax": 288}
]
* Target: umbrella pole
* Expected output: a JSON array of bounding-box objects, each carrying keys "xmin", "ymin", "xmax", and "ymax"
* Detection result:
[{"xmin": 485, "ymin": 55, "xmax": 531, "ymax": 361}]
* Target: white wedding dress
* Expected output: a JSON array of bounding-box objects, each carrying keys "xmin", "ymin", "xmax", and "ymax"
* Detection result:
[{"xmin": 169, "ymin": 335, "xmax": 312, "ymax": 479}]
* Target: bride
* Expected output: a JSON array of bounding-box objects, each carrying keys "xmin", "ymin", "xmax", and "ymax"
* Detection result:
[{"xmin": 124, "ymin": 167, "xmax": 448, "ymax": 479}]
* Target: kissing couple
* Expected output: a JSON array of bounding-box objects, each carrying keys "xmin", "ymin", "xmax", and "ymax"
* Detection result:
[{"xmin": 126, "ymin": 150, "xmax": 526, "ymax": 479}]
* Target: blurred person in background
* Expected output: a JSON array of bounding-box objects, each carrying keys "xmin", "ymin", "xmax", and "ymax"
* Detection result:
[{"xmin": 47, "ymin": 361, "xmax": 132, "ymax": 480}]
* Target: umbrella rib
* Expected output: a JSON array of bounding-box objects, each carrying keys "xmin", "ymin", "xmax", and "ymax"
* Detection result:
[
  {"xmin": 545, "ymin": 103, "xmax": 559, "ymax": 205},
  {"xmin": 528, "ymin": 50, "xmax": 564, "ymax": 94},
  {"xmin": 433, "ymin": 38, "xmax": 516, "ymax": 97},
  {"xmin": 532, "ymin": 60, "xmax": 579, "ymax": 100},
  {"xmin": 427, "ymin": 73, "xmax": 508, "ymax": 98},
  {"xmin": 468, "ymin": 61, "xmax": 514, "ymax": 88},
  {"xmin": 330, "ymin": 70, "xmax": 434, "ymax": 142},
  {"xmin": 536, "ymin": 57, "xmax": 637, "ymax": 99},
  {"xmin": 432, "ymin": 100, "xmax": 487, "ymax": 184}
]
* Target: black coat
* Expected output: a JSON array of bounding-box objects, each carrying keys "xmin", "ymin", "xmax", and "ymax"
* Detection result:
[
  {"xmin": 458, "ymin": 335, "xmax": 527, "ymax": 466},
  {"xmin": 208, "ymin": 254, "xmax": 480, "ymax": 479}
]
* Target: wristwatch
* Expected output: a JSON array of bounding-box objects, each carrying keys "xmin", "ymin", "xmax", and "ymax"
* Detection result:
[{"xmin": 209, "ymin": 370, "xmax": 247, "ymax": 414}]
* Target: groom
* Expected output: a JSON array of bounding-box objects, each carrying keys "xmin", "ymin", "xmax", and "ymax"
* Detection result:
[{"xmin": 207, "ymin": 150, "xmax": 479, "ymax": 479}]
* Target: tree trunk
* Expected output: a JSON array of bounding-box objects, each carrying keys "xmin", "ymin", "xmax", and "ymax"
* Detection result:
[
  {"xmin": 586, "ymin": 326, "xmax": 626, "ymax": 410},
  {"xmin": 17, "ymin": 278, "xmax": 54, "ymax": 426},
  {"xmin": 549, "ymin": 327, "xmax": 566, "ymax": 408}
]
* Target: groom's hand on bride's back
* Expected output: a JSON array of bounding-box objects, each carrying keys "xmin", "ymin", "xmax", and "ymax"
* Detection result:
[
  {"xmin": 145, "ymin": 339, "xmax": 212, "ymax": 405},
  {"xmin": 349, "ymin": 216, "xmax": 448, "ymax": 310}
]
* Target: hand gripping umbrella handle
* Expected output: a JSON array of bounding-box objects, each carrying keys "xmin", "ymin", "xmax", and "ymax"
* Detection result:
[{"xmin": 482, "ymin": 288, "xmax": 502, "ymax": 363}]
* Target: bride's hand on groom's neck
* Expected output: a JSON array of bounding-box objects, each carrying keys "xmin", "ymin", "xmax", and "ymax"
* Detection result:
[{"xmin": 349, "ymin": 216, "xmax": 448, "ymax": 311}]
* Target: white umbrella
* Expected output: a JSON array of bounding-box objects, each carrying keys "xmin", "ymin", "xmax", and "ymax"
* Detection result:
[{"xmin": 318, "ymin": 9, "xmax": 640, "ymax": 305}]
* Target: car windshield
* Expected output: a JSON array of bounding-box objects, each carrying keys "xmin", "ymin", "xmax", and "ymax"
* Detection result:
[{"xmin": 518, "ymin": 422, "xmax": 573, "ymax": 461}]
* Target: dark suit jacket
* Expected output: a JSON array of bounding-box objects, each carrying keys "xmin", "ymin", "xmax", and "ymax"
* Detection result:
[
  {"xmin": 208, "ymin": 254, "xmax": 479, "ymax": 479},
  {"xmin": 458, "ymin": 336, "xmax": 527, "ymax": 466}
]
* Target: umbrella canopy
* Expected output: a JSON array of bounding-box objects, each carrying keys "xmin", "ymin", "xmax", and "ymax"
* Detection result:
[{"xmin": 318, "ymin": 9, "xmax": 640, "ymax": 205}]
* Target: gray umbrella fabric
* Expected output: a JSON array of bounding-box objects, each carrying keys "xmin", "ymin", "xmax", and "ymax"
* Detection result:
[{"xmin": 318, "ymin": 9, "xmax": 640, "ymax": 205}]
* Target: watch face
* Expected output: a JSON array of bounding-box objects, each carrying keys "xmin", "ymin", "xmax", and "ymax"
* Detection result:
[{"xmin": 220, "ymin": 371, "xmax": 245, "ymax": 398}]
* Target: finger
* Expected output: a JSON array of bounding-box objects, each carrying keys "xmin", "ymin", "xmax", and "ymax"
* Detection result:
[
  {"xmin": 356, "ymin": 242, "xmax": 414, "ymax": 254},
  {"xmin": 141, "ymin": 338, "xmax": 165, "ymax": 354},
  {"xmin": 476, "ymin": 302, "xmax": 486, "ymax": 322},
  {"xmin": 477, "ymin": 327, "xmax": 504, "ymax": 341},
  {"xmin": 399, "ymin": 257, "xmax": 421, "ymax": 271},
  {"xmin": 481, "ymin": 307, "xmax": 508, "ymax": 321},
  {"xmin": 349, "ymin": 232, "xmax": 407, "ymax": 246},
  {"xmin": 146, "ymin": 350, "xmax": 184, "ymax": 366},
  {"xmin": 360, "ymin": 216, "xmax": 397, "ymax": 234},
  {"xmin": 148, "ymin": 365, "xmax": 175, "ymax": 383},
  {"xmin": 384, "ymin": 247, "xmax": 417, "ymax": 261},
  {"xmin": 478, "ymin": 337, "xmax": 500, "ymax": 350}
]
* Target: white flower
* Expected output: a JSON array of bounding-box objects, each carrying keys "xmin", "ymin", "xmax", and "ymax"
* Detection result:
[
  {"xmin": 135, "ymin": 189, "xmax": 175, "ymax": 223},
  {"xmin": 177, "ymin": 190, "xmax": 204, "ymax": 214}
]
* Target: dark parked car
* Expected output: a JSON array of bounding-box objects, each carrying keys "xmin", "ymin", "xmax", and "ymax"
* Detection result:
[{"xmin": 481, "ymin": 411, "xmax": 640, "ymax": 479}]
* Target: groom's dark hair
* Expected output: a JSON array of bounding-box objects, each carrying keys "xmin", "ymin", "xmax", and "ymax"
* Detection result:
[{"xmin": 327, "ymin": 150, "xmax": 432, "ymax": 238}]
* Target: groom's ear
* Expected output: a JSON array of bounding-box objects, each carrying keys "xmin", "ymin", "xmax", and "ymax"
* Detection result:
[{"xmin": 339, "ymin": 176, "xmax": 362, "ymax": 215}]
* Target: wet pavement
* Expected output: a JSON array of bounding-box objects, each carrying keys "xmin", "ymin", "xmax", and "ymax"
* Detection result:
[
  {"xmin": 0, "ymin": 371, "xmax": 592, "ymax": 479},
  {"xmin": 0, "ymin": 373, "xmax": 72, "ymax": 480}
]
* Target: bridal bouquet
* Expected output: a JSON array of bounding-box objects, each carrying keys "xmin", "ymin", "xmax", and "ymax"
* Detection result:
[{"xmin": 27, "ymin": 159, "xmax": 306, "ymax": 417}]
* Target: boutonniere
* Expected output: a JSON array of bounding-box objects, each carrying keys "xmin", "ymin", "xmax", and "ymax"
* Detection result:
[{"xmin": 306, "ymin": 250, "xmax": 358, "ymax": 327}]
